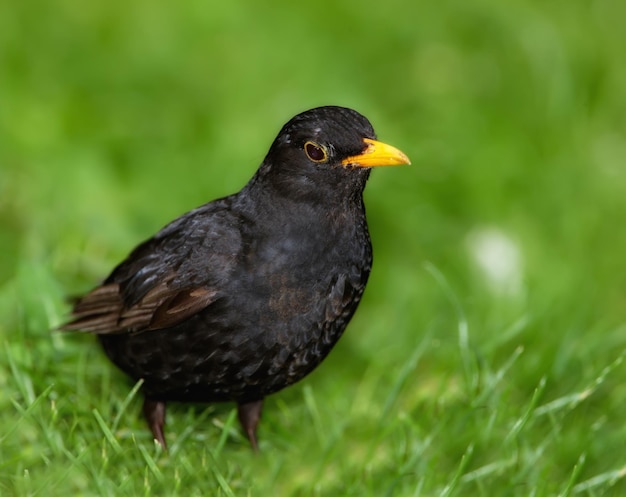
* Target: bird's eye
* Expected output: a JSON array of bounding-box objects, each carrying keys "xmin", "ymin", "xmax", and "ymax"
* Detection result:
[{"xmin": 304, "ymin": 141, "xmax": 328, "ymax": 163}]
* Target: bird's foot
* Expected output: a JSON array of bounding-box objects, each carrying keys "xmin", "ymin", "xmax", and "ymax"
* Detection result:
[
  {"xmin": 143, "ymin": 398, "xmax": 167, "ymax": 449},
  {"xmin": 237, "ymin": 399, "xmax": 264, "ymax": 451}
]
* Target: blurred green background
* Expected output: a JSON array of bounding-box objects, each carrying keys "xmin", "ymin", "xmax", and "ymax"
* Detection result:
[{"xmin": 2, "ymin": 0, "xmax": 626, "ymax": 495}]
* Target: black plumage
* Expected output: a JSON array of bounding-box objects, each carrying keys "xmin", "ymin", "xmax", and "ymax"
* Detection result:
[{"xmin": 62, "ymin": 106, "xmax": 410, "ymax": 449}]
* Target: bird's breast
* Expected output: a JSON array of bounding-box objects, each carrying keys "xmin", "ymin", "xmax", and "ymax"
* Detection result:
[{"xmin": 229, "ymin": 215, "xmax": 372, "ymax": 345}]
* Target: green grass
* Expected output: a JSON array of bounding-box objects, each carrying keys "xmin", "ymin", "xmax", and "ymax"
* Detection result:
[{"xmin": 2, "ymin": 0, "xmax": 626, "ymax": 495}]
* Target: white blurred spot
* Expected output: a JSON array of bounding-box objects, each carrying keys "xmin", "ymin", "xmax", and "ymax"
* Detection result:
[{"xmin": 466, "ymin": 227, "xmax": 523, "ymax": 297}]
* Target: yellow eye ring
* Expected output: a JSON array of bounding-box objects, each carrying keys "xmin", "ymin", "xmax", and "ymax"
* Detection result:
[{"xmin": 304, "ymin": 141, "xmax": 328, "ymax": 163}]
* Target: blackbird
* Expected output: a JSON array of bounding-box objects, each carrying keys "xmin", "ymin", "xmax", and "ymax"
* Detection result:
[{"xmin": 62, "ymin": 106, "xmax": 410, "ymax": 450}]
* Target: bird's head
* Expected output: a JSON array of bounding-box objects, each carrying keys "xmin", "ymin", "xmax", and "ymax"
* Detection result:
[{"xmin": 256, "ymin": 106, "xmax": 410, "ymax": 200}]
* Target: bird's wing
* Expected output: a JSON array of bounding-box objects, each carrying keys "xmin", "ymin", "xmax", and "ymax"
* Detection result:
[{"xmin": 61, "ymin": 200, "xmax": 242, "ymax": 334}]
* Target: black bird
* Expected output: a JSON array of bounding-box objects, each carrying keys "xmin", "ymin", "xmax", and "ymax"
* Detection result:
[{"xmin": 62, "ymin": 106, "xmax": 410, "ymax": 449}]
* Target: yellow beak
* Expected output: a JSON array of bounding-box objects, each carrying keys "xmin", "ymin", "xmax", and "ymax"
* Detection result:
[{"xmin": 341, "ymin": 138, "xmax": 411, "ymax": 168}]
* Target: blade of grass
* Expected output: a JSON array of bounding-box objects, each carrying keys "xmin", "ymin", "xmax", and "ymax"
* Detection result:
[
  {"xmin": 535, "ymin": 353, "xmax": 624, "ymax": 417},
  {"xmin": 505, "ymin": 375, "xmax": 547, "ymax": 441},
  {"xmin": 423, "ymin": 262, "xmax": 477, "ymax": 394},
  {"xmin": 573, "ymin": 465, "xmax": 626, "ymax": 494},
  {"xmin": 92, "ymin": 408, "xmax": 122, "ymax": 454},
  {"xmin": 559, "ymin": 453, "xmax": 586, "ymax": 497},
  {"xmin": 440, "ymin": 443, "xmax": 475, "ymax": 497},
  {"xmin": 112, "ymin": 378, "xmax": 144, "ymax": 432}
]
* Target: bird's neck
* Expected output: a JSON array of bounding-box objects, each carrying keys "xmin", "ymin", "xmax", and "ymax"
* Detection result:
[
  {"xmin": 233, "ymin": 169, "xmax": 369, "ymax": 242},
  {"xmin": 242, "ymin": 162, "xmax": 370, "ymax": 213}
]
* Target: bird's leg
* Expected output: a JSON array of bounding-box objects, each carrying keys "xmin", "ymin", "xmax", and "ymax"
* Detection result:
[
  {"xmin": 143, "ymin": 398, "xmax": 167, "ymax": 449},
  {"xmin": 237, "ymin": 399, "xmax": 264, "ymax": 451}
]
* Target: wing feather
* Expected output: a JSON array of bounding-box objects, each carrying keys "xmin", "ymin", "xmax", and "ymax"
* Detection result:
[{"xmin": 61, "ymin": 199, "xmax": 240, "ymax": 335}]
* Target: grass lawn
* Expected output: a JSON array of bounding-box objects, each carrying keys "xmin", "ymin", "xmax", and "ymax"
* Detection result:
[{"xmin": 2, "ymin": 0, "xmax": 626, "ymax": 495}]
